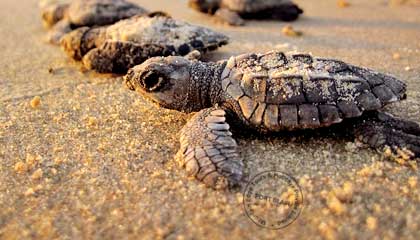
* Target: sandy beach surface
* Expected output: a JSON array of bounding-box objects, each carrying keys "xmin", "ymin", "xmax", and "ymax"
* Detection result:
[{"xmin": 1, "ymin": 0, "xmax": 420, "ymax": 239}]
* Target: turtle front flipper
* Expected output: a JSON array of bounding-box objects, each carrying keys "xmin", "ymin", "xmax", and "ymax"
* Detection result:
[
  {"xmin": 354, "ymin": 111, "xmax": 420, "ymax": 160},
  {"xmin": 60, "ymin": 27, "xmax": 105, "ymax": 60},
  {"xmin": 214, "ymin": 8, "xmax": 245, "ymax": 26},
  {"xmin": 177, "ymin": 107, "xmax": 244, "ymax": 189},
  {"xmin": 47, "ymin": 19, "xmax": 72, "ymax": 45}
]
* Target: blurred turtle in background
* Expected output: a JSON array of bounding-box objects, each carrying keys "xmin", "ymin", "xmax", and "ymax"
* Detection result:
[
  {"xmin": 188, "ymin": 0, "xmax": 303, "ymax": 26},
  {"xmin": 39, "ymin": 0, "xmax": 147, "ymax": 44},
  {"xmin": 60, "ymin": 14, "xmax": 229, "ymax": 73}
]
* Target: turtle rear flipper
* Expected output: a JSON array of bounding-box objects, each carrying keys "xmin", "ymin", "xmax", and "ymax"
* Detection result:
[
  {"xmin": 177, "ymin": 108, "xmax": 244, "ymax": 189},
  {"xmin": 354, "ymin": 112, "xmax": 420, "ymax": 159}
]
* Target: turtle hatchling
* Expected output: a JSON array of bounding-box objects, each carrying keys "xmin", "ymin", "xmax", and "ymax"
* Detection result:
[
  {"xmin": 60, "ymin": 14, "xmax": 229, "ymax": 73},
  {"xmin": 40, "ymin": 0, "xmax": 148, "ymax": 44},
  {"xmin": 125, "ymin": 51, "xmax": 420, "ymax": 189},
  {"xmin": 188, "ymin": 0, "xmax": 303, "ymax": 26}
]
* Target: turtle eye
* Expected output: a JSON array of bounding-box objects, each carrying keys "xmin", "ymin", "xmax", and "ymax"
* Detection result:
[{"xmin": 141, "ymin": 71, "xmax": 165, "ymax": 92}]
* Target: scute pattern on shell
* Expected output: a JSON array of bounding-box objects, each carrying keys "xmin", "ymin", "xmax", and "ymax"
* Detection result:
[
  {"xmin": 221, "ymin": 51, "xmax": 407, "ymax": 130},
  {"xmin": 105, "ymin": 15, "xmax": 229, "ymax": 55}
]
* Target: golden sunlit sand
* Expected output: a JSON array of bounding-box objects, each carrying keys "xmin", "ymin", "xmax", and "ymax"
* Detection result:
[{"xmin": 1, "ymin": 0, "xmax": 420, "ymax": 239}]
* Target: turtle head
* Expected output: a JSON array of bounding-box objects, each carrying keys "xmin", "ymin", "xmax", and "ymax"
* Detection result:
[
  {"xmin": 40, "ymin": 1, "xmax": 69, "ymax": 28},
  {"xmin": 125, "ymin": 56, "xmax": 196, "ymax": 112},
  {"xmin": 188, "ymin": 0, "xmax": 220, "ymax": 14}
]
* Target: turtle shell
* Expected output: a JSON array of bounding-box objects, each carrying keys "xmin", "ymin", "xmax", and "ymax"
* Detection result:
[
  {"xmin": 103, "ymin": 15, "xmax": 229, "ymax": 55},
  {"xmin": 67, "ymin": 0, "xmax": 147, "ymax": 26},
  {"xmin": 220, "ymin": 51, "xmax": 406, "ymax": 130}
]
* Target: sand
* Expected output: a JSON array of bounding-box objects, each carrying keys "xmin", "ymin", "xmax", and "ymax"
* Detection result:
[{"xmin": 1, "ymin": 0, "xmax": 420, "ymax": 239}]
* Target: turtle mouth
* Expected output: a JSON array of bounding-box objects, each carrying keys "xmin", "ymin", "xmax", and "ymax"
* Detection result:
[{"xmin": 140, "ymin": 71, "xmax": 165, "ymax": 92}]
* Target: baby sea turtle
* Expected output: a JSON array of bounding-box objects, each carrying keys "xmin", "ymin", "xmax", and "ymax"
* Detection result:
[
  {"xmin": 40, "ymin": 0, "xmax": 148, "ymax": 44},
  {"xmin": 124, "ymin": 51, "xmax": 420, "ymax": 189},
  {"xmin": 188, "ymin": 0, "xmax": 303, "ymax": 26},
  {"xmin": 60, "ymin": 14, "xmax": 229, "ymax": 73}
]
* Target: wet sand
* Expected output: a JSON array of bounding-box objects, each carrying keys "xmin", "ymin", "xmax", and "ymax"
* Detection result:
[{"xmin": 1, "ymin": 0, "xmax": 420, "ymax": 239}]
